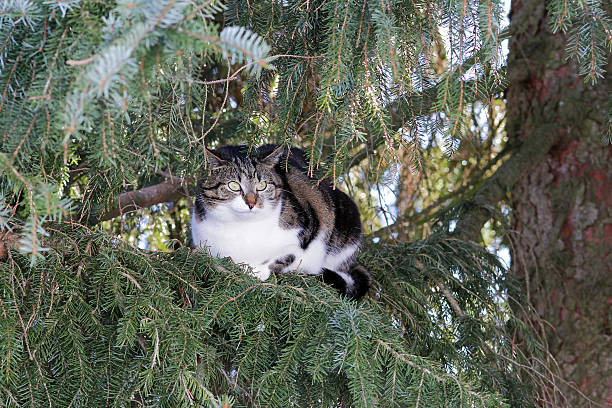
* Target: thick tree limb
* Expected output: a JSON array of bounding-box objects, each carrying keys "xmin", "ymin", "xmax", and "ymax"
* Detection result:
[
  {"xmin": 372, "ymin": 142, "xmax": 514, "ymax": 239},
  {"xmin": 0, "ymin": 176, "xmax": 191, "ymax": 258},
  {"xmin": 88, "ymin": 177, "xmax": 190, "ymax": 225},
  {"xmin": 454, "ymin": 123, "xmax": 565, "ymax": 241}
]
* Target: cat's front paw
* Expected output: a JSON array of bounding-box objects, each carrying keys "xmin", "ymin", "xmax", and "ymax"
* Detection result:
[
  {"xmin": 250, "ymin": 264, "xmax": 271, "ymax": 281},
  {"xmin": 268, "ymin": 254, "xmax": 296, "ymax": 274}
]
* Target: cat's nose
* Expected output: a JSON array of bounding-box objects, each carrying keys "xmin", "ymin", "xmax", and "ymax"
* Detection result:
[{"xmin": 244, "ymin": 193, "xmax": 257, "ymax": 209}]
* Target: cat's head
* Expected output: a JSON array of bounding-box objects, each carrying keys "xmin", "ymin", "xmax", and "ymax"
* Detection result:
[{"xmin": 194, "ymin": 145, "xmax": 285, "ymax": 219}]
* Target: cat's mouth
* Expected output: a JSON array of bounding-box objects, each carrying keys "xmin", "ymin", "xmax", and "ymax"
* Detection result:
[{"xmin": 232, "ymin": 205, "xmax": 261, "ymax": 215}]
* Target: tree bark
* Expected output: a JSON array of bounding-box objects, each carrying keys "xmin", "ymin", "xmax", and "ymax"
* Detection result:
[{"xmin": 507, "ymin": 1, "xmax": 612, "ymax": 406}]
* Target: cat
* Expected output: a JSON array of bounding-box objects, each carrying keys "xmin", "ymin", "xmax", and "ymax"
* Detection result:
[{"xmin": 191, "ymin": 144, "xmax": 370, "ymax": 299}]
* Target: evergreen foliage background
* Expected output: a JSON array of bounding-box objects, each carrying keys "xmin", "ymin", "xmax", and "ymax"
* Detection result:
[{"xmin": 0, "ymin": 0, "xmax": 609, "ymax": 407}]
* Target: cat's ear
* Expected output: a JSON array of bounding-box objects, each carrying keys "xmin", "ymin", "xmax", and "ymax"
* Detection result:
[
  {"xmin": 204, "ymin": 148, "xmax": 228, "ymax": 169},
  {"xmin": 259, "ymin": 146, "xmax": 285, "ymax": 168}
]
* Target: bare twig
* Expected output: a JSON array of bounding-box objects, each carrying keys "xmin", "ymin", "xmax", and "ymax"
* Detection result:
[{"xmin": 65, "ymin": 55, "xmax": 96, "ymax": 66}]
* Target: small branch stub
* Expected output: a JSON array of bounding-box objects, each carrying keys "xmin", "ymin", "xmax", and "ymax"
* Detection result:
[{"xmin": 0, "ymin": 232, "xmax": 20, "ymax": 259}]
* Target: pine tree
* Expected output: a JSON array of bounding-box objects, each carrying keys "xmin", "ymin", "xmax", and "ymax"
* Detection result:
[{"xmin": 0, "ymin": 0, "xmax": 610, "ymax": 407}]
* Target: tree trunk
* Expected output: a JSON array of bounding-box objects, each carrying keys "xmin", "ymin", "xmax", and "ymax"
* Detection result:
[{"xmin": 507, "ymin": 1, "xmax": 612, "ymax": 406}]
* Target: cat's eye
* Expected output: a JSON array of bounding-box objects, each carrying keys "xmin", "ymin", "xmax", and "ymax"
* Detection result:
[
  {"xmin": 255, "ymin": 181, "xmax": 267, "ymax": 191},
  {"xmin": 227, "ymin": 181, "xmax": 241, "ymax": 191}
]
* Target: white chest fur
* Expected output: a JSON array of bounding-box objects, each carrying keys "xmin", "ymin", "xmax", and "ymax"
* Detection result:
[
  {"xmin": 191, "ymin": 199, "xmax": 301, "ymax": 279},
  {"xmin": 191, "ymin": 197, "xmax": 358, "ymax": 282}
]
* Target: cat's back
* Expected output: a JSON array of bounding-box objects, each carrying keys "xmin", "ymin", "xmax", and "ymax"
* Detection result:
[{"xmin": 262, "ymin": 145, "xmax": 362, "ymax": 250}]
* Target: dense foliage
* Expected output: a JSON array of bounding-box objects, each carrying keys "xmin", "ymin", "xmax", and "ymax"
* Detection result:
[
  {"xmin": 2, "ymin": 224, "xmax": 531, "ymax": 407},
  {"xmin": 1, "ymin": 0, "xmax": 609, "ymax": 407}
]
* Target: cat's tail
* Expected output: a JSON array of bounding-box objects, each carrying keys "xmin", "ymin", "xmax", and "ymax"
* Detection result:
[{"xmin": 322, "ymin": 263, "xmax": 371, "ymax": 299}]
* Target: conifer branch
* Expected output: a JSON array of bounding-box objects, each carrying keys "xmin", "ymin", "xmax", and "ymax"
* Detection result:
[
  {"xmin": 371, "ymin": 142, "xmax": 513, "ymax": 238},
  {"xmin": 347, "ymin": 73, "xmax": 508, "ymax": 171},
  {"xmin": 435, "ymin": 279, "xmax": 464, "ymax": 317}
]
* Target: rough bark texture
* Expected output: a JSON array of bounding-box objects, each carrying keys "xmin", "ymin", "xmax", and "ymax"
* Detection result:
[{"xmin": 507, "ymin": 1, "xmax": 612, "ymax": 406}]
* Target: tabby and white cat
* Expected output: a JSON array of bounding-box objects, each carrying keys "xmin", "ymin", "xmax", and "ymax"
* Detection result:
[{"xmin": 191, "ymin": 144, "xmax": 370, "ymax": 298}]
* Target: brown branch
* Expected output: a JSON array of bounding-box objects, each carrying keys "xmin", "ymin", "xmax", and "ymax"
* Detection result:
[
  {"xmin": 346, "ymin": 32, "xmax": 510, "ymax": 172},
  {"xmin": 434, "ymin": 279, "xmax": 464, "ymax": 317},
  {"xmin": 88, "ymin": 178, "xmax": 191, "ymax": 225},
  {"xmin": 454, "ymin": 123, "xmax": 567, "ymax": 241},
  {"xmin": 1, "ymin": 175, "xmax": 193, "ymax": 258},
  {"xmin": 347, "ymin": 73, "xmax": 508, "ymax": 172},
  {"xmin": 371, "ymin": 141, "xmax": 514, "ymax": 238}
]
